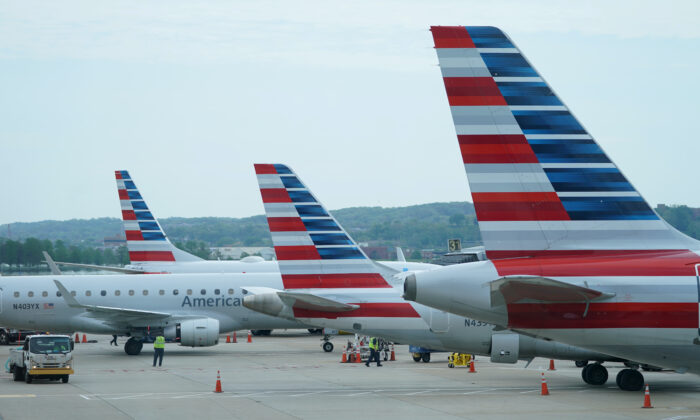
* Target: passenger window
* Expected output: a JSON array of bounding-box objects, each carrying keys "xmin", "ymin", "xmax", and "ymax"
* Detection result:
[
  {"xmin": 56, "ymin": 291, "xmax": 62, "ymax": 297},
  {"xmin": 28, "ymin": 291, "xmax": 34, "ymax": 297},
  {"xmin": 228, "ymin": 289, "xmax": 234, "ymax": 295},
  {"xmin": 214, "ymin": 289, "xmax": 220, "ymax": 295},
  {"xmin": 42, "ymin": 291, "xmax": 48, "ymax": 297},
  {"xmin": 13, "ymin": 291, "xmax": 19, "ymax": 298},
  {"xmin": 85, "ymin": 290, "xmax": 91, "ymax": 297},
  {"xmin": 128, "ymin": 290, "xmax": 134, "ymax": 296},
  {"xmin": 143, "ymin": 290, "xmax": 148, "ymax": 296},
  {"xmin": 101, "ymin": 290, "xmax": 106, "ymax": 296},
  {"xmin": 200, "ymin": 289, "xmax": 206, "ymax": 295},
  {"xmin": 187, "ymin": 289, "xmax": 192, "ymax": 295},
  {"xmin": 115, "ymin": 290, "xmax": 121, "ymax": 296},
  {"xmin": 173, "ymin": 289, "xmax": 179, "ymax": 296},
  {"xmin": 159, "ymin": 290, "xmax": 164, "ymax": 295}
]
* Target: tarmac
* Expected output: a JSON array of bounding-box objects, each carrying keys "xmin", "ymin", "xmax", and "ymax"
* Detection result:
[{"xmin": 0, "ymin": 331, "xmax": 699, "ymax": 420}]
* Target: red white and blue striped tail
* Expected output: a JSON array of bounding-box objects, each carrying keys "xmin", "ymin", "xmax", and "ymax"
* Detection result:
[
  {"xmin": 254, "ymin": 164, "xmax": 394, "ymax": 289},
  {"xmin": 115, "ymin": 170, "xmax": 202, "ymax": 263},
  {"xmin": 431, "ymin": 26, "xmax": 699, "ymax": 259}
]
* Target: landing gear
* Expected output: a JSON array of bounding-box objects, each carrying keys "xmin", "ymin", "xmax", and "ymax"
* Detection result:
[
  {"xmin": 581, "ymin": 363, "xmax": 608, "ymax": 385},
  {"xmin": 308, "ymin": 329, "xmax": 323, "ymax": 334},
  {"xmin": 322, "ymin": 341, "xmax": 334, "ymax": 352},
  {"xmin": 124, "ymin": 338, "xmax": 143, "ymax": 355},
  {"xmin": 575, "ymin": 360, "xmax": 588, "ymax": 368},
  {"xmin": 0, "ymin": 331, "xmax": 9, "ymax": 345},
  {"xmin": 616, "ymin": 368, "xmax": 644, "ymax": 391},
  {"xmin": 251, "ymin": 330, "xmax": 272, "ymax": 336}
]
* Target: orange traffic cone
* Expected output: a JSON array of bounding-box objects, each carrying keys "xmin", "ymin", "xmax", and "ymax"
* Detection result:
[
  {"xmin": 390, "ymin": 344, "xmax": 396, "ymax": 361},
  {"xmin": 232, "ymin": 332, "xmax": 237, "ymax": 343},
  {"xmin": 642, "ymin": 384, "xmax": 653, "ymax": 408},
  {"xmin": 355, "ymin": 347, "xmax": 362, "ymax": 363},
  {"xmin": 82, "ymin": 334, "xmax": 87, "ymax": 343},
  {"xmin": 247, "ymin": 331, "xmax": 252, "ymax": 343},
  {"xmin": 548, "ymin": 359, "xmax": 556, "ymax": 371},
  {"xmin": 214, "ymin": 370, "xmax": 223, "ymax": 393},
  {"xmin": 468, "ymin": 360, "xmax": 476, "ymax": 373},
  {"xmin": 226, "ymin": 335, "xmax": 231, "ymax": 343},
  {"xmin": 341, "ymin": 349, "xmax": 347, "ymax": 363},
  {"xmin": 541, "ymin": 372, "xmax": 550, "ymax": 395},
  {"xmin": 75, "ymin": 333, "xmax": 79, "ymax": 343}
]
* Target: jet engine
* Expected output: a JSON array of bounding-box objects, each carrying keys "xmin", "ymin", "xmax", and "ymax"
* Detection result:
[
  {"xmin": 490, "ymin": 332, "xmax": 617, "ymax": 364},
  {"xmin": 164, "ymin": 318, "xmax": 220, "ymax": 347}
]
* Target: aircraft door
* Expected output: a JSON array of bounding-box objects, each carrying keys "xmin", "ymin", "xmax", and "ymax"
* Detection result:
[{"xmin": 430, "ymin": 308, "xmax": 449, "ymax": 333}]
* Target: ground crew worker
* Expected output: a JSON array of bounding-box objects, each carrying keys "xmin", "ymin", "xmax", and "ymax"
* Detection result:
[
  {"xmin": 110, "ymin": 335, "xmax": 118, "ymax": 346},
  {"xmin": 153, "ymin": 335, "xmax": 165, "ymax": 367},
  {"xmin": 365, "ymin": 336, "xmax": 382, "ymax": 367}
]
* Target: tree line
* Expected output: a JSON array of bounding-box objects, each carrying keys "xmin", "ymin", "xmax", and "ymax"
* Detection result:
[{"xmin": 0, "ymin": 238, "xmax": 129, "ymax": 270}]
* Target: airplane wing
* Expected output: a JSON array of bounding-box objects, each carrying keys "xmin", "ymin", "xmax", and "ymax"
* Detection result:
[
  {"xmin": 490, "ymin": 276, "xmax": 615, "ymax": 308},
  {"xmin": 53, "ymin": 280, "xmax": 171, "ymax": 322},
  {"xmin": 53, "ymin": 262, "xmax": 145, "ymax": 274},
  {"xmin": 43, "ymin": 251, "xmax": 62, "ymax": 275}
]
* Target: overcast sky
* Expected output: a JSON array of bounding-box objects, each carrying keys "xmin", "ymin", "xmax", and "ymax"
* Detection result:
[{"xmin": 1, "ymin": 0, "xmax": 699, "ymax": 225}]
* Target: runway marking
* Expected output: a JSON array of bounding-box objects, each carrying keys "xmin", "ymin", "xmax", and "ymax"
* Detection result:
[
  {"xmin": 404, "ymin": 390, "xmax": 435, "ymax": 396},
  {"xmin": 0, "ymin": 394, "xmax": 35, "ymax": 398},
  {"xmin": 462, "ymin": 388, "xmax": 495, "ymax": 395},
  {"xmin": 345, "ymin": 391, "xmax": 371, "ymax": 397},
  {"xmin": 79, "ymin": 395, "xmax": 90, "ymax": 400},
  {"xmin": 288, "ymin": 390, "xmax": 330, "ymax": 397},
  {"xmin": 519, "ymin": 390, "xmax": 538, "ymax": 394}
]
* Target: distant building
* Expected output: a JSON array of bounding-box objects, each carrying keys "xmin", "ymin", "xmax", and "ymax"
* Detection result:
[
  {"xmin": 103, "ymin": 235, "xmax": 126, "ymax": 248},
  {"xmin": 209, "ymin": 247, "xmax": 275, "ymax": 260}
]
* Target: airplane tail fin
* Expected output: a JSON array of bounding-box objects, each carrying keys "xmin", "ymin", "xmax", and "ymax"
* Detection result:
[
  {"xmin": 115, "ymin": 170, "xmax": 202, "ymax": 263},
  {"xmin": 431, "ymin": 26, "xmax": 699, "ymax": 258},
  {"xmin": 254, "ymin": 164, "xmax": 394, "ymax": 289}
]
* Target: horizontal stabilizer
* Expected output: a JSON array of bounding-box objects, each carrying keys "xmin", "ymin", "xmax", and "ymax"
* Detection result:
[{"xmin": 490, "ymin": 276, "xmax": 614, "ymax": 307}]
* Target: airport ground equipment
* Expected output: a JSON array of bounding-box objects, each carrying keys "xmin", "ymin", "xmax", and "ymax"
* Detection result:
[
  {"xmin": 447, "ymin": 353, "xmax": 472, "ymax": 368},
  {"xmin": 410, "ymin": 345, "xmax": 439, "ymax": 363},
  {"xmin": 0, "ymin": 328, "xmax": 38, "ymax": 345},
  {"xmin": 7, "ymin": 335, "xmax": 74, "ymax": 383}
]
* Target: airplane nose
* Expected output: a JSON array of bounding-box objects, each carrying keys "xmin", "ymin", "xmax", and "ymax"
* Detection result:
[{"xmin": 403, "ymin": 274, "xmax": 417, "ymax": 301}]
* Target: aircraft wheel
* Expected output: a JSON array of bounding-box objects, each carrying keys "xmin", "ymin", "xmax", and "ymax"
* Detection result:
[
  {"xmin": 616, "ymin": 368, "xmax": 644, "ymax": 391},
  {"xmin": 124, "ymin": 338, "xmax": 142, "ymax": 355},
  {"xmin": 62, "ymin": 375, "xmax": 69, "ymax": 383},
  {"xmin": 322, "ymin": 342, "xmax": 334, "ymax": 352},
  {"xmin": 0, "ymin": 331, "xmax": 9, "ymax": 345},
  {"xmin": 24, "ymin": 369, "xmax": 32, "ymax": 384},
  {"xmin": 412, "ymin": 353, "xmax": 422, "ymax": 362},
  {"xmin": 421, "ymin": 353, "xmax": 431, "ymax": 363},
  {"xmin": 582, "ymin": 363, "xmax": 608, "ymax": 385},
  {"xmin": 12, "ymin": 366, "xmax": 23, "ymax": 382},
  {"xmin": 575, "ymin": 360, "xmax": 588, "ymax": 368}
]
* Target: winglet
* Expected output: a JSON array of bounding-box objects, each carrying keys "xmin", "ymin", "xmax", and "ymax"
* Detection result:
[
  {"xmin": 53, "ymin": 280, "xmax": 82, "ymax": 308},
  {"xmin": 396, "ymin": 247, "xmax": 406, "ymax": 263},
  {"xmin": 43, "ymin": 251, "xmax": 62, "ymax": 275}
]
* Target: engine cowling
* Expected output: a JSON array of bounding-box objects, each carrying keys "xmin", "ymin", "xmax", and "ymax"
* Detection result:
[
  {"xmin": 165, "ymin": 318, "xmax": 220, "ymax": 347},
  {"xmin": 490, "ymin": 333, "xmax": 519, "ymax": 363}
]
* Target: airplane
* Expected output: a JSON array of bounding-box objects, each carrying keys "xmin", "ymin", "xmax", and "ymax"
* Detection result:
[
  {"xmin": 403, "ymin": 26, "xmax": 700, "ymax": 391},
  {"xmin": 241, "ymin": 163, "xmax": 623, "ymax": 372}
]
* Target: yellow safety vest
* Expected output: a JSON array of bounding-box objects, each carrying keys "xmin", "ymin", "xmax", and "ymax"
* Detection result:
[
  {"xmin": 369, "ymin": 337, "xmax": 378, "ymax": 350},
  {"xmin": 154, "ymin": 336, "xmax": 165, "ymax": 349}
]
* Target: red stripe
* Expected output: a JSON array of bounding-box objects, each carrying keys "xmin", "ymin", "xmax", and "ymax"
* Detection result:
[
  {"xmin": 115, "ymin": 171, "xmax": 122, "ymax": 180},
  {"xmin": 443, "ymin": 77, "xmax": 506, "ymax": 106},
  {"xmin": 118, "ymin": 189, "xmax": 129, "ymax": 200},
  {"xmin": 459, "ymin": 134, "xmax": 538, "ymax": 164},
  {"xmin": 507, "ymin": 302, "xmax": 698, "ymax": 329},
  {"xmin": 254, "ymin": 164, "xmax": 277, "ymax": 174},
  {"xmin": 492, "ymin": 250, "xmax": 700, "ymax": 277},
  {"xmin": 121, "ymin": 210, "xmax": 136, "ymax": 221},
  {"xmin": 275, "ymin": 246, "xmax": 320, "ymax": 260},
  {"xmin": 282, "ymin": 273, "xmax": 390, "ymax": 289},
  {"xmin": 471, "ymin": 192, "xmax": 570, "ymax": 221},
  {"xmin": 267, "ymin": 217, "xmax": 306, "ymax": 232},
  {"xmin": 125, "ymin": 230, "xmax": 143, "ymax": 240},
  {"xmin": 260, "ymin": 188, "xmax": 291, "ymax": 203},
  {"xmin": 293, "ymin": 302, "xmax": 420, "ymax": 319},
  {"xmin": 431, "ymin": 26, "xmax": 475, "ymax": 48},
  {"xmin": 129, "ymin": 251, "xmax": 175, "ymax": 262}
]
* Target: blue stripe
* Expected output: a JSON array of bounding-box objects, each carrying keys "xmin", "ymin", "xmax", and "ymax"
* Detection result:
[
  {"xmin": 561, "ymin": 197, "xmax": 657, "ymax": 220},
  {"xmin": 296, "ymin": 205, "xmax": 329, "ymax": 217},
  {"xmin": 274, "ymin": 164, "xmax": 293, "ymax": 174},
  {"xmin": 134, "ymin": 211, "xmax": 155, "ymax": 221},
  {"xmin": 528, "ymin": 139, "xmax": 610, "ymax": 163},
  {"xmin": 288, "ymin": 191, "xmax": 316, "ymax": 203},
  {"xmin": 465, "ymin": 26, "xmax": 514, "ymax": 48},
  {"xmin": 131, "ymin": 200, "xmax": 149, "ymax": 210},
  {"xmin": 127, "ymin": 190, "xmax": 142, "ymax": 200},
  {"xmin": 138, "ymin": 222, "xmax": 160, "ymax": 231},
  {"xmin": 496, "ymin": 82, "xmax": 562, "ymax": 106},
  {"xmin": 544, "ymin": 168, "xmax": 633, "ymax": 192},
  {"xmin": 281, "ymin": 176, "xmax": 304, "ymax": 189},
  {"xmin": 310, "ymin": 233, "xmax": 353, "ymax": 246},
  {"xmin": 318, "ymin": 247, "xmax": 364, "ymax": 260},
  {"xmin": 481, "ymin": 53, "xmax": 537, "ymax": 77},
  {"xmin": 124, "ymin": 181, "xmax": 137, "ymax": 190},
  {"xmin": 512, "ymin": 110, "xmax": 586, "ymax": 135},
  {"xmin": 303, "ymin": 219, "xmax": 341, "ymax": 231},
  {"xmin": 120, "ymin": 171, "xmax": 130, "ymax": 179},
  {"xmin": 141, "ymin": 231, "xmax": 166, "ymax": 240}
]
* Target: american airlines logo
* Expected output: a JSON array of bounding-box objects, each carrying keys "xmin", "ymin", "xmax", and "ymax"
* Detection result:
[{"xmin": 181, "ymin": 296, "xmax": 242, "ymax": 308}]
